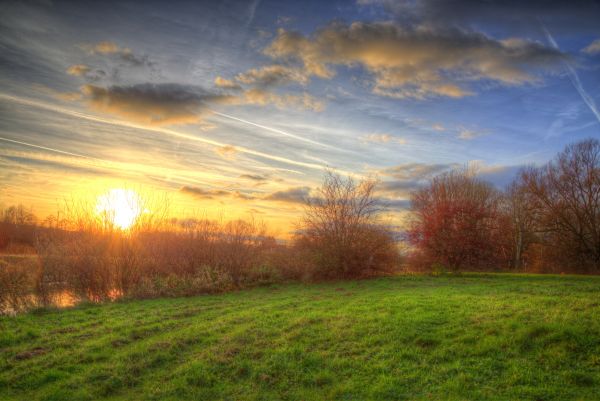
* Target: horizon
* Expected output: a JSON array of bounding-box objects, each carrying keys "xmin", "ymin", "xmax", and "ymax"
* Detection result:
[{"xmin": 1, "ymin": 0, "xmax": 600, "ymax": 235}]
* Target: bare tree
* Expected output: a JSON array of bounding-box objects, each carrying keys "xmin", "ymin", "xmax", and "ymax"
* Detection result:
[
  {"xmin": 296, "ymin": 171, "xmax": 399, "ymax": 279},
  {"xmin": 503, "ymin": 181, "xmax": 538, "ymax": 270},
  {"xmin": 519, "ymin": 138, "xmax": 600, "ymax": 271},
  {"xmin": 1, "ymin": 204, "xmax": 36, "ymax": 226}
]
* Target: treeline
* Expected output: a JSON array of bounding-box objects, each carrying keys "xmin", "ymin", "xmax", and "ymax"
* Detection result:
[
  {"xmin": 1, "ymin": 138, "xmax": 598, "ymax": 313},
  {"xmin": 0, "ymin": 172, "xmax": 399, "ymax": 313},
  {"xmin": 408, "ymin": 139, "xmax": 600, "ymax": 274}
]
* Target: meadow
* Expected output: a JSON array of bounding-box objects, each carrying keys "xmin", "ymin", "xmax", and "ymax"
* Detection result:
[{"xmin": 1, "ymin": 273, "xmax": 600, "ymax": 401}]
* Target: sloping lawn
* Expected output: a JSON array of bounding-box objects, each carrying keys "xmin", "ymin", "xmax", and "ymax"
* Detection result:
[{"xmin": 1, "ymin": 274, "xmax": 600, "ymax": 400}]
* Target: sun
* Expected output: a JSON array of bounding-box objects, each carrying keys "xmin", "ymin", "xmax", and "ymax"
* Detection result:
[{"xmin": 96, "ymin": 188, "xmax": 144, "ymax": 230}]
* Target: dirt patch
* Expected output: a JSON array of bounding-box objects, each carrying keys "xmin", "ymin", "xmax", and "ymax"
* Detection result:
[
  {"xmin": 111, "ymin": 339, "xmax": 129, "ymax": 348},
  {"xmin": 15, "ymin": 347, "xmax": 47, "ymax": 360},
  {"xmin": 149, "ymin": 341, "xmax": 172, "ymax": 351}
]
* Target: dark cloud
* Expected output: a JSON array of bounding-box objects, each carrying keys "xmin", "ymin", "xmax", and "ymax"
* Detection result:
[
  {"xmin": 382, "ymin": 162, "xmax": 457, "ymax": 180},
  {"xmin": 179, "ymin": 186, "xmax": 256, "ymax": 200},
  {"xmin": 79, "ymin": 83, "xmax": 235, "ymax": 126},
  {"xmin": 240, "ymin": 174, "xmax": 268, "ymax": 181},
  {"xmin": 380, "ymin": 197, "xmax": 411, "ymax": 210},
  {"xmin": 235, "ymin": 65, "xmax": 308, "ymax": 87},
  {"xmin": 266, "ymin": 22, "xmax": 566, "ymax": 99},
  {"xmin": 263, "ymin": 186, "xmax": 310, "ymax": 204},
  {"xmin": 360, "ymin": 0, "xmax": 600, "ymax": 34},
  {"xmin": 180, "ymin": 186, "xmax": 230, "ymax": 199},
  {"xmin": 378, "ymin": 162, "xmax": 459, "ymax": 196}
]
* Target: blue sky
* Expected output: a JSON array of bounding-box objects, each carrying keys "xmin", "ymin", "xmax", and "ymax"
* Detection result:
[{"xmin": 1, "ymin": 0, "xmax": 599, "ymax": 233}]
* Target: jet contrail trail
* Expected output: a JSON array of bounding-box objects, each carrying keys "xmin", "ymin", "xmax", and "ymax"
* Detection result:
[
  {"xmin": 0, "ymin": 136, "xmax": 107, "ymax": 163},
  {"xmin": 0, "ymin": 93, "xmax": 332, "ymax": 172},
  {"xmin": 542, "ymin": 26, "xmax": 600, "ymax": 124},
  {"xmin": 211, "ymin": 110, "xmax": 335, "ymax": 150}
]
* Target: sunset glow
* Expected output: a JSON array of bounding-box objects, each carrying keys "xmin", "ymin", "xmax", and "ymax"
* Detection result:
[
  {"xmin": 95, "ymin": 189, "xmax": 144, "ymax": 230},
  {"xmin": 1, "ymin": 3, "xmax": 600, "ymax": 399},
  {"xmin": 0, "ymin": 0, "xmax": 599, "ymax": 235}
]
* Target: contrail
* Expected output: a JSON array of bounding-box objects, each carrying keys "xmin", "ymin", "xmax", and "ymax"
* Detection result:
[
  {"xmin": 0, "ymin": 93, "xmax": 331, "ymax": 171},
  {"xmin": 542, "ymin": 26, "xmax": 600, "ymax": 124},
  {"xmin": 0, "ymin": 136, "xmax": 107, "ymax": 163},
  {"xmin": 211, "ymin": 110, "xmax": 335, "ymax": 150},
  {"xmin": 245, "ymin": 0, "xmax": 260, "ymax": 27}
]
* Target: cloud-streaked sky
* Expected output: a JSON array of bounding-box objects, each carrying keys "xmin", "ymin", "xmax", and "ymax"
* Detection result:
[{"xmin": 1, "ymin": 0, "xmax": 599, "ymax": 233}]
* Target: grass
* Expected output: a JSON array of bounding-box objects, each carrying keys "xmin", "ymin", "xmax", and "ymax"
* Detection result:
[{"xmin": 1, "ymin": 273, "xmax": 600, "ymax": 401}]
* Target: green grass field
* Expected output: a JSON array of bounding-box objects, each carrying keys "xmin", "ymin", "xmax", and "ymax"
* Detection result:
[{"xmin": 1, "ymin": 274, "xmax": 600, "ymax": 401}]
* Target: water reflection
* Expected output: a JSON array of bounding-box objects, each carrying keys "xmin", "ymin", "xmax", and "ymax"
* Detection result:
[{"xmin": 1, "ymin": 289, "xmax": 122, "ymax": 315}]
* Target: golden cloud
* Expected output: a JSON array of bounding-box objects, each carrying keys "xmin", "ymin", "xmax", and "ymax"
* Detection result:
[
  {"xmin": 215, "ymin": 145, "xmax": 238, "ymax": 159},
  {"xmin": 66, "ymin": 64, "xmax": 91, "ymax": 76},
  {"xmin": 83, "ymin": 41, "xmax": 150, "ymax": 67},
  {"xmin": 214, "ymin": 76, "xmax": 241, "ymax": 89},
  {"xmin": 265, "ymin": 22, "xmax": 565, "ymax": 99},
  {"xmin": 92, "ymin": 41, "xmax": 121, "ymax": 54},
  {"xmin": 243, "ymin": 88, "xmax": 324, "ymax": 112},
  {"xmin": 235, "ymin": 65, "xmax": 309, "ymax": 86}
]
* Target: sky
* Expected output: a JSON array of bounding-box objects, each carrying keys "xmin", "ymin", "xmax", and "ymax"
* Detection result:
[{"xmin": 1, "ymin": 0, "xmax": 599, "ymax": 235}]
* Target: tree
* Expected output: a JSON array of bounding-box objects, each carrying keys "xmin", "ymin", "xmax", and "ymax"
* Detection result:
[
  {"xmin": 295, "ymin": 172, "xmax": 399, "ymax": 279},
  {"xmin": 519, "ymin": 139, "xmax": 600, "ymax": 272},
  {"xmin": 408, "ymin": 169, "xmax": 505, "ymax": 271},
  {"xmin": 1, "ymin": 204, "xmax": 37, "ymax": 226},
  {"xmin": 502, "ymin": 181, "xmax": 538, "ymax": 270}
]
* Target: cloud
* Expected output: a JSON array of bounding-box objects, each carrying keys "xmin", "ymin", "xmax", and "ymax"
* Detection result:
[
  {"xmin": 277, "ymin": 16, "xmax": 292, "ymax": 25},
  {"xmin": 79, "ymin": 83, "xmax": 234, "ymax": 126},
  {"xmin": 382, "ymin": 162, "xmax": 457, "ymax": 180},
  {"xmin": 214, "ymin": 76, "xmax": 242, "ymax": 89},
  {"xmin": 215, "ymin": 65, "xmax": 321, "ymax": 111},
  {"xmin": 380, "ymin": 198, "xmax": 411, "ymax": 210},
  {"xmin": 377, "ymin": 162, "xmax": 458, "ymax": 196},
  {"xmin": 215, "ymin": 145, "xmax": 238, "ymax": 159},
  {"xmin": 583, "ymin": 39, "xmax": 600, "ymax": 55},
  {"xmin": 458, "ymin": 129, "xmax": 485, "ymax": 140},
  {"xmin": 235, "ymin": 65, "xmax": 309, "ymax": 87},
  {"xmin": 360, "ymin": 0, "xmax": 600, "ymax": 34},
  {"xmin": 243, "ymin": 88, "xmax": 324, "ymax": 112},
  {"xmin": 362, "ymin": 133, "xmax": 407, "ymax": 144},
  {"xmin": 66, "ymin": 64, "xmax": 91, "ymax": 76},
  {"xmin": 179, "ymin": 186, "xmax": 255, "ymax": 201},
  {"xmin": 84, "ymin": 41, "xmax": 151, "ymax": 67},
  {"xmin": 240, "ymin": 174, "xmax": 267, "ymax": 181},
  {"xmin": 90, "ymin": 41, "xmax": 120, "ymax": 54},
  {"xmin": 263, "ymin": 186, "xmax": 310, "ymax": 204},
  {"xmin": 265, "ymin": 22, "xmax": 566, "ymax": 99}
]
